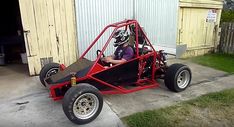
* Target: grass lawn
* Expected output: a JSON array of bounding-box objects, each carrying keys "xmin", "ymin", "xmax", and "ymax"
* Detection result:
[
  {"xmin": 190, "ymin": 53, "xmax": 234, "ymax": 73},
  {"xmin": 122, "ymin": 88, "xmax": 234, "ymax": 127}
]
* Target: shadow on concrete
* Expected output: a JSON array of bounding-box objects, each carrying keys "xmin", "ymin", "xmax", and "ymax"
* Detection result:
[{"xmin": 0, "ymin": 64, "xmax": 29, "ymax": 76}]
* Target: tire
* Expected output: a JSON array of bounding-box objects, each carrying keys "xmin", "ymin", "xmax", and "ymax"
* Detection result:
[
  {"xmin": 164, "ymin": 64, "xmax": 192, "ymax": 92},
  {"xmin": 39, "ymin": 63, "xmax": 60, "ymax": 86},
  {"xmin": 62, "ymin": 83, "xmax": 103, "ymax": 125}
]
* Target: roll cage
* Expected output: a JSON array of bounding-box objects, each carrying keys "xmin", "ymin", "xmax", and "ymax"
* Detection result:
[{"xmin": 47, "ymin": 19, "xmax": 167, "ymax": 100}]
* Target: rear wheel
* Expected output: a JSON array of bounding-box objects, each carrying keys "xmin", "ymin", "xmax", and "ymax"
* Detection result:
[
  {"xmin": 62, "ymin": 83, "xmax": 103, "ymax": 125},
  {"xmin": 39, "ymin": 63, "xmax": 60, "ymax": 86},
  {"xmin": 164, "ymin": 64, "xmax": 191, "ymax": 92}
]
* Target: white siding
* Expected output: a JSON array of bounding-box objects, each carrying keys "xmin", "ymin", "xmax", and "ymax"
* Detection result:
[
  {"xmin": 75, "ymin": 0, "xmax": 178, "ymax": 57},
  {"xmin": 75, "ymin": 0, "xmax": 134, "ymax": 60},
  {"xmin": 135, "ymin": 0, "xmax": 179, "ymax": 54}
]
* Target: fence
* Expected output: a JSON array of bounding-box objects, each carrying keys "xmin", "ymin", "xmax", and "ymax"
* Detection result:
[{"xmin": 219, "ymin": 22, "xmax": 234, "ymax": 54}]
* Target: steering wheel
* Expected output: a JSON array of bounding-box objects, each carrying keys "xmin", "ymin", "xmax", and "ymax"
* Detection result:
[
  {"xmin": 96, "ymin": 50, "xmax": 110, "ymax": 66},
  {"xmin": 96, "ymin": 50, "xmax": 105, "ymax": 58}
]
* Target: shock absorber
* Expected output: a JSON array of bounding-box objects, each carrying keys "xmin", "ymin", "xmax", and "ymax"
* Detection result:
[{"xmin": 159, "ymin": 50, "xmax": 167, "ymax": 66}]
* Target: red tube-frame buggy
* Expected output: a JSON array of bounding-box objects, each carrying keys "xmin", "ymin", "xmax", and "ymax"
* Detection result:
[{"xmin": 39, "ymin": 20, "xmax": 192, "ymax": 125}]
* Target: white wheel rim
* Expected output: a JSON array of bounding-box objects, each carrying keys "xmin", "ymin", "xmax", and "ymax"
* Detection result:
[
  {"xmin": 45, "ymin": 68, "xmax": 59, "ymax": 77},
  {"xmin": 73, "ymin": 93, "xmax": 99, "ymax": 120},
  {"xmin": 177, "ymin": 70, "xmax": 190, "ymax": 89}
]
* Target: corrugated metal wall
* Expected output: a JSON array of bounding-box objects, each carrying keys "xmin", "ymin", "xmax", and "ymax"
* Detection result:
[
  {"xmin": 135, "ymin": 0, "xmax": 179, "ymax": 50},
  {"xmin": 75, "ymin": 0, "xmax": 134, "ymax": 60},
  {"xmin": 75, "ymin": 0, "xmax": 178, "ymax": 58}
]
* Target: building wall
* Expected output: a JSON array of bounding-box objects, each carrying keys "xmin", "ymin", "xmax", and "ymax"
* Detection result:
[
  {"xmin": 75, "ymin": 0, "xmax": 134, "ymax": 61},
  {"xmin": 75, "ymin": 0, "xmax": 179, "ymax": 59},
  {"xmin": 18, "ymin": 0, "xmax": 223, "ymax": 75},
  {"xmin": 177, "ymin": 0, "xmax": 223, "ymax": 57},
  {"xmin": 19, "ymin": 0, "xmax": 179, "ymax": 74},
  {"xmin": 180, "ymin": 0, "xmax": 224, "ymax": 8},
  {"xmin": 135, "ymin": 0, "xmax": 179, "ymax": 50},
  {"xmin": 19, "ymin": 0, "xmax": 78, "ymax": 75}
]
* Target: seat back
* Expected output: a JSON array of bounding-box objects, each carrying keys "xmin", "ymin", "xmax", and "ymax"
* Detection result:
[{"xmin": 128, "ymin": 35, "xmax": 136, "ymax": 56}]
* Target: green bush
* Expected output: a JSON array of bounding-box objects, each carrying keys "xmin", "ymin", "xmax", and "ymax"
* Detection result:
[{"xmin": 221, "ymin": 10, "xmax": 234, "ymax": 22}]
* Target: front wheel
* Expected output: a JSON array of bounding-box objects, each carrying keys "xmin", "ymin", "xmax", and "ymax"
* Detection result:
[
  {"xmin": 164, "ymin": 64, "xmax": 192, "ymax": 92},
  {"xmin": 62, "ymin": 83, "xmax": 103, "ymax": 125}
]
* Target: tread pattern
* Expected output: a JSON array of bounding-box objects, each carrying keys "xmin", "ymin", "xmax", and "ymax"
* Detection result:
[
  {"xmin": 164, "ymin": 63, "xmax": 191, "ymax": 92},
  {"xmin": 39, "ymin": 63, "xmax": 60, "ymax": 86},
  {"xmin": 62, "ymin": 83, "xmax": 103, "ymax": 125}
]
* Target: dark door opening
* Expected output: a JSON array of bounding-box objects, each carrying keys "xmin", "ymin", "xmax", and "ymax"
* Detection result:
[{"xmin": 0, "ymin": 0, "xmax": 27, "ymax": 67}]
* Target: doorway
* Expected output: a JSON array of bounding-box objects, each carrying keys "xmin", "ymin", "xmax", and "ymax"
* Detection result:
[{"xmin": 0, "ymin": 0, "xmax": 28, "ymax": 73}]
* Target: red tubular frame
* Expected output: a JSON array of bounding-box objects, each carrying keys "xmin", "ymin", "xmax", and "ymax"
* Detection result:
[{"xmin": 48, "ymin": 19, "xmax": 161, "ymax": 100}]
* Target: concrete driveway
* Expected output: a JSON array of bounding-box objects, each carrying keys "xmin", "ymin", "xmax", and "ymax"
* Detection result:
[
  {"xmin": 1, "ymin": 59, "xmax": 234, "ymax": 127},
  {"xmin": 0, "ymin": 65, "xmax": 123, "ymax": 127},
  {"xmin": 105, "ymin": 59, "xmax": 234, "ymax": 117}
]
